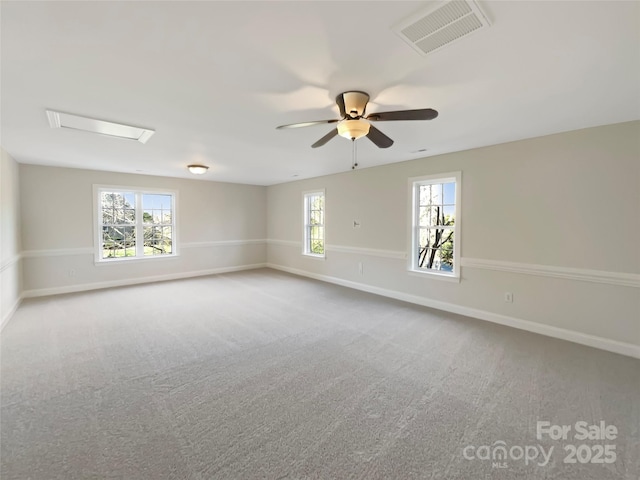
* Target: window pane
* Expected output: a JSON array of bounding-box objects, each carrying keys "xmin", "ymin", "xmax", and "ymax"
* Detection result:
[
  {"xmin": 421, "ymin": 206, "xmax": 444, "ymax": 227},
  {"xmin": 101, "ymin": 191, "xmax": 134, "ymax": 224},
  {"xmin": 419, "ymin": 206, "xmax": 429, "ymax": 227},
  {"xmin": 101, "ymin": 192, "xmax": 115, "ymax": 209},
  {"xmin": 103, "ymin": 192, "xmax": 134, "ymax": 209},
  {"xmin": 419, "ymin": 248, "xmax": 454, "ymax": 271},
  {"xmin": 143, "ymin": 226, "xmax": 156, "ymax": 256},
  {"xmin": 112, "ymin": 209, "xmax": 123, "ymax": 224},
  {"xmin": 310, "ymin": 210, "xmax": 322, "ymax": 225},
  {"xmin": 430, "ymin": 184, "xmax": 443, "ymax": 204},
  {"xmin": 420, "ymin": 204, "xmax": 454, "ymax": 228},
  {"xmin": 311, "ymin": 240, "xmax": 324, "ymax": 255},
  {"xmin": 433, "ymin": 227, "xmax": 454, "ymax": 249},
  {"xmin": 420, "ymin": 248, "xmax": 444, "ymax": 270},
  {"xmin": 102, "ymin": 226, "xmax": 114, "ymax": 258},
  {"xmin": 143, "ymin": 194, "xmax": 172, "ymax": 210},
  {"xmin": 143, "ymin": 225, "xmax": 171, "ymax": 256},
  {"xmin": 433, "ymin": 206, "xmax": 446, "ymax": 226},
  {"xmin": 443, "ymin": 205, "xmax": 455, "ymax": 224},
  {"xmin": 142, "ymin": 194, "xmax": 155, "ymax": 209},
  {"xmin": 440, "ymin": 231, "xmax": 454, "ymax": 270},
  {"xmin": 419, "ymin": 185, "xmax": 431, "ymax": 206},
  {"xmin": 112, "ymin": 208, "xmax": 131, "ymax": 224},
  {"xmin": 123, "ymin": 226, "xmax": 135, "ymax": 249},
  {"xmin": 102, "ymin": 208, "xmax": 114, "ymax": 224},
  {"xmin": 102, "ymin": 226, "xmax": 136, "ymax": 259},
  {"xmin": 443, "ymin": 182, "xmax": 455, "ymax": 205},
  {"xmin": 309, "ymin": 224, "xmax": 324, "ymax": 255},
  {"xmin": 418, "ymin": 227, "xmax": 454, "ymax": 269},
  {"xmin": 420, "ymin": 228, "xmax": 449, "ymax": 249},
  {"xmin": 163, "ymin": 227, "xmax": 173, "ymax": 254},
  {"xmin": 420, "ymin": 183, "xmax": 447, "ymax": 205},
  {"xmin": 418, "ymin": 247, "xmax": 437, "ymax": 269},
  {"xmin": 418, "ymin": 228, "xmax": 427, "ymax": 247},
  {"xmin": 143, "ymin": 208, "xmax": 172, "ymax": 225},
  {"xmin": 125, "ymin": 208, "xmax": 135, "ymax": 223},
  {"xmin": 311, "ymin": 195, "xmax": 323, "ymax": 210}
]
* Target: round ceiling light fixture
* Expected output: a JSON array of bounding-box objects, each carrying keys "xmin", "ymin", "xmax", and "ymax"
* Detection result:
[
  {"xmin": 337, "ymin": 119, "xmax": 370, "ymax": 140},
  {"xmin": 187, "ymin": 164, "xmax": 209, "ymax": 175}
]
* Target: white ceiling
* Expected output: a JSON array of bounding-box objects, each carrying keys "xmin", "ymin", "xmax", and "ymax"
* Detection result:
[{"xmin": 1, "ymin": 1, "xmax": 639, "ymax": 186}]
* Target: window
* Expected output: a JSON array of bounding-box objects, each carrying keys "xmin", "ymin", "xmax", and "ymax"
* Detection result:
[
  {"xmin": 303, "ymin": 190, "xmax": 325, "ymax": 257},
  {"xmin": 410, "ymin": 172, "xmax": 460, "ymax": 278},
  {"xmin": 95, "ymin": 186, "xmax": 176, "ymax": 262}
]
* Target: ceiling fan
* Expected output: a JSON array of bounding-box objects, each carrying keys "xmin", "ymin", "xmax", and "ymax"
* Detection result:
[{"xmin": 276, "ymin": 91, "xmax": 438, "ymax": 149}]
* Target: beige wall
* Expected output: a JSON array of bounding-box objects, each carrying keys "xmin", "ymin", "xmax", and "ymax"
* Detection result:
[
  {"xmin": 19, "ymin": 165, "xmax": 267, "ymax": 294},
  {"xmin": 1, "ymin": 148, "xmax": 22, "ymax": 329},
  {"xmin": 5, "ymin": 121, "xmax": 639, "ymax": 355},
  {"xmin": 266, "ymin": 121, "xmax": 640, "ymax": 353}
]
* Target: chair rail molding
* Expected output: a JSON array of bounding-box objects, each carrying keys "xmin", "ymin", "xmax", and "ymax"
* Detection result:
[
  {"xmin": 21, "ymin": 240, "xmax": 267, "ymax": 258},
  {"xmin": 461, "ymin": 257, "xmax": 640, "ymax": 288}
]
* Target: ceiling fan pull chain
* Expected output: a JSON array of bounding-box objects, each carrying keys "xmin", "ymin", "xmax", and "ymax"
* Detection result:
[{"xmin": 351, "ymin": 138, "xmax": 358, "ymax": 170}]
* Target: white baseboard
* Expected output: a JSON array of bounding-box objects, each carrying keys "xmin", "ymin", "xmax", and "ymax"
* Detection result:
[
  {"xmin": 266, "ymin": 263, "xmax": 640, "ymax": 360},
  {"xmin": 22, "ymin": 263, "xmax": 267, "ymax": 298},
  {"xmin": 1, "ymin": 296, "xmax": 23, "ymax": 333}
]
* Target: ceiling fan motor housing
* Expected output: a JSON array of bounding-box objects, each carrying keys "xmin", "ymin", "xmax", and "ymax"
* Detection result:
[{"xmin": 340, "ymin": 91, "xmax": 370, "ymax": 118}]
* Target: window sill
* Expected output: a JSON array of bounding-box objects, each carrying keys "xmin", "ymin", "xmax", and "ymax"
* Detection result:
[
  {"xmin": 302, "ymin": 253, "xmax": 326, "ymax": 260},
  {"xmin": 408, "ymin": 268, "xmax": 460, "ymax": 283},
  {"xmin": 95, "ymin": 253, "xmax": 179, "ymax": 266}
]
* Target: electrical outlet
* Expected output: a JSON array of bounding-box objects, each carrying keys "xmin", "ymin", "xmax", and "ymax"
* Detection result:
[
  {"xmin": 353, "ymin": 220, "xmax": 361, "ymax": 228},
  {"xmin": 504, "ymin": 292, "xmax": 513, "ymax": 303},
  {"xmin": 68, "ymin": 269, "xmax": 76, "ymax": 278}
]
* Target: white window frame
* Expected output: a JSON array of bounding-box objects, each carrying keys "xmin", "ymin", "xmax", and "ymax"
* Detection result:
[
  {"xmin": 93, "ymin": 185, "xmax": 178, "ymax": 264},
  {"xmin": 408, "ymin": 172, "xmax": 461, "ymax": 280},
  {"xmin": 302, "ymin": 189, "xmax": 325, "ymax": 258}
]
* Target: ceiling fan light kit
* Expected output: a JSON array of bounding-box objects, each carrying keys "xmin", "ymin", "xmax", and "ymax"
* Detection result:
[{"xmin": 337, "ymin": 119, "xmax": 370, "ymax": 140}]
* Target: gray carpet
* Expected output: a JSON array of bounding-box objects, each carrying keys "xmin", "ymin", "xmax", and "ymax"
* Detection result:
[{"xmin": 1, "ymin": 268, "xmax": 638, "ymax": 479}]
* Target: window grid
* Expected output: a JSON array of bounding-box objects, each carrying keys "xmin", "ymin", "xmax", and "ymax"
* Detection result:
[
  {"xmin": 304, "ymin": 192, "xmax": 325, "ymax": 256},
  {"xmin": 98, "ymin": 189, "xmax": 176, "ymax": 261},
  {"xmin": 411, "ymin": 176, "xmax": 459, "ymax": 276},
  {"xmin": 142, "ymin": 194, "xmax": 174, "ymax": 256}
]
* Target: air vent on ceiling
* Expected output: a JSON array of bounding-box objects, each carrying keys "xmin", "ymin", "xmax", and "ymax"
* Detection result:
[
  {"xmin": 46, "ymin": 110, "xmax": 155, "ymax": 144},
  {"xmin": 393, "ymin": 0, "xmax": 490, "ymax": 56}
]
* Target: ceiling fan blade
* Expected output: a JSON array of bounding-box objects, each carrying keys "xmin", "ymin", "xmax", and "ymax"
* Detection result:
[
  {"xmin": 336, "ymin": 93, "xmax": 346, "ymax": 118},
  {"xmin": 366, "ymin": 125, "xmax": 394, "ymax": 148},
  {"xmin": 366, "ymin": 108, "xmax": 438, "ymax": 122},
  {"xmin": 276, "ymin": 119, "xmax": 339, "ymax": 129},
  {"xmin": 311, "ymin": 128, "xmax": 338, "ymax": 148}
]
